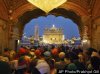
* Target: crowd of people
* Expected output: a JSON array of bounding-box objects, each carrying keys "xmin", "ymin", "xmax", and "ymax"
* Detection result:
[{"xmin": 0, "ymin": 44, "xmax": 100, "ymax": 74}]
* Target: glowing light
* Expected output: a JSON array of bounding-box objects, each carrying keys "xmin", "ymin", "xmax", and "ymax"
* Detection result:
[
  {"xmin": 53, "ymin": 25, "xmax": 55, "ymax": 28},
  {"xmin": 52, "ymin": 38, "xmax": 55, "ymax": 40},
  {"xmin": 27, "ymin": 0, "xmax": 67, "ymax": 13},
  {"xmin": 17, "ymin": 40, "xmax": 20, "ymax": 45},
  {"xmin": 82, "ymin": 39, "xmax": 88, "ymax": 43}
]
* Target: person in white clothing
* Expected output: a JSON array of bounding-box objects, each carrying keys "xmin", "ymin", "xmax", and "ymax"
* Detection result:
[{"xmin": 35, "ymin": 53, "xmax": 50, "ymax": 74}]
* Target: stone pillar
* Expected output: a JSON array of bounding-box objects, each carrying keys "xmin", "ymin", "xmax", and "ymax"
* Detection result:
[
  {"xmin": 0, "ymin": 19, "xmax": 9, "ymax": 54},
  {"xmin": 92, "ymin": 18, "xmax": 100, "ymax": 50},
  {"xmin": 8, "ymin": 21, "xmax": 20, "ymax": 50},
  {"xmin": 82, "ymin": 25, "xmax": 90, "ymax": 49},
  {"xmin": 81, "ymin": 16, "xmax": 91, "ymax": 49}
]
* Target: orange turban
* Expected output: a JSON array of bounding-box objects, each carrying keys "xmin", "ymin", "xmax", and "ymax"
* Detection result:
[
  {"xmin": 19, "ymin": 48, "xmax": 26, "ymax": 54},
  {"xmin": 35, "ymin": 49, "xmax": 41, "ymax": 56},
  {"xmin": 51, "ymin": 48, "xmax": 58, "ymax": 55},
  {"xmin": 59, "ymin": 52, "xmax": 65, "ymax": 59}
]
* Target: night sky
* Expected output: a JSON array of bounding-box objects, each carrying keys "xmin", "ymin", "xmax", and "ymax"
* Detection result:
[{"xmin": 23, "ymin": 15, "xmax": 80, "ymax": 39}]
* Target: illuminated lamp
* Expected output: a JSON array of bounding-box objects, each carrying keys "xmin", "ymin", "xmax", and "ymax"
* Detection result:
[{"xmin": 27, "ymin": 0, "xmax": 67, "ymax": 13}]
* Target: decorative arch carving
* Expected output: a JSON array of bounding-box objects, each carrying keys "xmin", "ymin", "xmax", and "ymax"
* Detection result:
[
  {"xmin": 12, "ymin": 2, "xmax": 89, "ymax": 21},
  {"xmin": 11, "ymin": 1, "xmax": 90, "ymax": 43},
  {"xmin": 12, "ymin": 3, "xmax": 37, "ymax": 21},
  {"xmin": 59, "ymin": 2, "xmax": 89, "ymax": 16}
]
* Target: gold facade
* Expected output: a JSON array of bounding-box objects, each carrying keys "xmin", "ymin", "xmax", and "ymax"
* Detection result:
[{"xmin": 43, "ymin": 25, "xmax": 65, "ymax": 44}]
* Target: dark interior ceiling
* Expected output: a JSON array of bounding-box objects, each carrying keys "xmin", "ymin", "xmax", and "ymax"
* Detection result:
[{"xmin": 19, "ymin": 8, "xmax": 81, "ymax": 26}]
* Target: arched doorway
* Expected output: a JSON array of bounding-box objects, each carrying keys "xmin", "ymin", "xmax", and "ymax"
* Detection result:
[
  {"xmin": 22, "ymin": 15, "xmax": 80, "ymax": 46},
  {"xmin": 9, "ymin": 2, "xmax": 91, "ymax": 50},
  {"xmin": 17, "ymin": 8, "xmax": 82, "ymax": 38}
]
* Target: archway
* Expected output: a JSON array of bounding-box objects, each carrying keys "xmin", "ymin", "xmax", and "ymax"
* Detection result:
[
  {"xmin": 11, "ymin": 2, "xmax": 90, "ymax": 41},
  {"xmin": 12, "ymin": 8, "xmax": 82, "ymax": 50},
  {"xmin": 22, "ymin": 15, "xmax": 80, "ymax": 45},
  {"xmin": 17, "ymin": 8, "xmax": 82, "ymax": 38},
  {"xmin": 9, "ymin": 2, "xmax": 91, "ymax": 50}
]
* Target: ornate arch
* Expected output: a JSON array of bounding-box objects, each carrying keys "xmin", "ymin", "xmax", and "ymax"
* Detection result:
[
  {"xmin": 12, "ymin": 3, "xmax": 37, "ymax": 21},
  {"xmin": 12, "ymin": 2, "xmax": 89, "ymax": 21},
  {"xmin": 11, "ymin": 1, "xmax": 90, "ymax": 41},
  {"xmin": 59, "ymin": 2, "xmax": 89, "ymax": 16}
]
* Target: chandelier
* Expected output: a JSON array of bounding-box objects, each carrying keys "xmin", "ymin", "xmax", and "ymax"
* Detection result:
[{"xmin": 27, "ymin": 0, "xmax": 67, "ymax": 13}]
